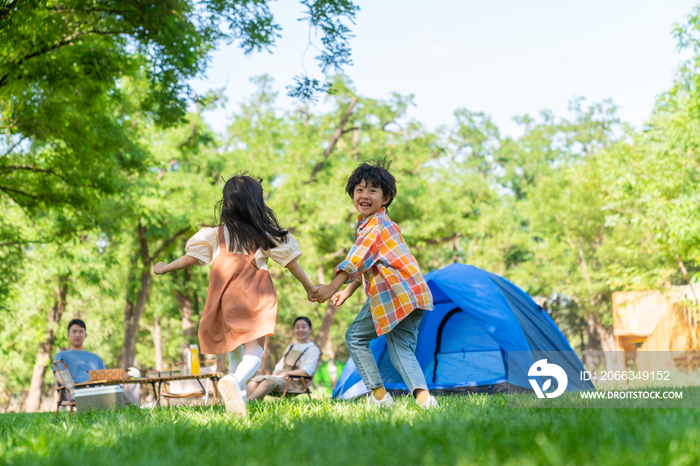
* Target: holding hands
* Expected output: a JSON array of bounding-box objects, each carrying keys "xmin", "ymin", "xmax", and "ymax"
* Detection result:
[
  {"xmin": 305, "ymin": 284, "xmax": 320, "ymax": 302},
  {"xmin": 307, "ymin": 272, "xmax": 359, "ymax": 304},
  {"xmin": 313, "ymin": 284, "xmax": 337, "ymax": 303}
]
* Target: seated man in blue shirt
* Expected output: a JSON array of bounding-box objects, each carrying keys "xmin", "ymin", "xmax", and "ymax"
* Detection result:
[
  {"xmin": 53, "ymin": 318, "xmax": 140, "ymax": 405},
  {"xmin": 53, "ymin": 319, "xmax": 106, "ymax": 385}
]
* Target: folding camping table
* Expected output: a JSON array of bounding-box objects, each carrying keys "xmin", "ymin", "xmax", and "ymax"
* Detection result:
[
  {"xmin": 56, "ymin": 372, "xmax": 224, "ymax": 411},
  {"xmin": 105, "ymin": 373, "xmax": 224, "ymax": 405}
]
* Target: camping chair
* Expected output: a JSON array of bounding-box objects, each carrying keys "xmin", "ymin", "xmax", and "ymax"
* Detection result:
[
  {"xmin": 279, "ymin": 352, "xmax": 323, "ymax": 399},
  {"xmin": 52, "ymin": 360, "xmax": 102, "ymax": 415},
  {"xmin": 160, "ymin": 360, "xmax": 218, "ymax": 406}
]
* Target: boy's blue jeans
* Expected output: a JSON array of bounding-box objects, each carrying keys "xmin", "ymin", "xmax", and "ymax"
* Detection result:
[{"xmin": 345, "ymin": 299, "xmax": 428, "ymax": 395}]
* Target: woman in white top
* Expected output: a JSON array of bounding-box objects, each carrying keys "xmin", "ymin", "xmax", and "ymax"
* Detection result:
[{"xmin": 248, "ymin": 317, "xmax": 321, "ymax": 400}]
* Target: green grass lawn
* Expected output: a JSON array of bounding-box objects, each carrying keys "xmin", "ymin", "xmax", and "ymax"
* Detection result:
[{"xmin": 1, "ymin": 391, "xmax": 699, "ymax": 466}]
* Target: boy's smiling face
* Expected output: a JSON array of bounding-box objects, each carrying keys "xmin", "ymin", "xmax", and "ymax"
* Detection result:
[{"xmin": 353, "ymin": 179, "xmax": 390, "ymax": 220}]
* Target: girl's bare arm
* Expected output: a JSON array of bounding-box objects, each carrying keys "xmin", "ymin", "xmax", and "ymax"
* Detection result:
[
  {"xmin": 154, "ymin": 255, "xmax": 199, "ymax": 275},
  {"xmin": 285, "ymin": 257, "xmax": 318, "ymax": 299}
]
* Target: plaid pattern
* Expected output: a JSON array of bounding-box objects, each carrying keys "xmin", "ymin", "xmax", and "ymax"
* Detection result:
[{"xmin": 335, "ymin": 208, "xmax": 434, "ymax": 335}]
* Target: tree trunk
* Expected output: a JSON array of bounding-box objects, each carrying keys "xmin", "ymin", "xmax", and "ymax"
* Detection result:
[
  {"xmin": 585, "ymin": 313, "xmax": 615, "ymax": 351},
  {"xmin": 176, "ymin": 264, "xmax": 197, "ymax": 339},
  {"xmin": 314, "ymin": 267, "xmax": 343, "ymax": 387},
  {"xmin": 586, "ymin": 317, "xmax": 600, "ymax": 351},
  {"xmin": 315, "ymin": 302, "xmax": 340, "ymax": 354},
  {"xmin": 193, "ymin": 289, "xmax": 200, "ymax": 316},
  {"xmin": 122, "ymin": 223, "xmax": 152, "ymax": 369},
  {"xmin": 123, "ymin": 265, "xmax": 152, "ymax": 369},
  {"xmin": 595, "ymin": 321, "xmax": 616, "ymax": 352},
  {"xmin": 151, "ymin": 315, "xmax": 163, "ymax": 371},
  {"xmin": 26, "ymin": 275, "xmax": 68, "ymax": 412},
  {"xmin": 352, "ymin": 127, "xmax": 360, "ymax": 160},
  {"xmin": 175, "ymin": 290, "xmax": 196, "ymax": 339},
  {"xmin": 315, "ymin": 266, "xmax": 341, "ymax": 352},
  {"xmin": 323, "ymin": 337, "xmax": 338, "ymax": 387},
  {"xmin": 307, "ymin": 97, "xmax": 358, "ymax": 183},
  {"xmin": 122, "ymin": 223, "xmax": 191, "ymax": 369}
]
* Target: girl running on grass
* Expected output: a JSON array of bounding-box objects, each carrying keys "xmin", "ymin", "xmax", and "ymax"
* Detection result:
[{"xmin": 154, "ymin": 174, "xmax": 318, "ymax": 418}]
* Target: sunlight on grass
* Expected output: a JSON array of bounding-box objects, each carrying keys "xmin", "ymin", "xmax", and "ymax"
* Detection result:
[{"xmin": 1, "ymin": 392, "xmax": 699, "ymax": 466}]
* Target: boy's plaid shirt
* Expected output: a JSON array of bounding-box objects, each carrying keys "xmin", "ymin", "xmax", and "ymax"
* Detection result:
[{"xmin": 335, "ymin": 208, "xmax": 434, "ymax": 335}]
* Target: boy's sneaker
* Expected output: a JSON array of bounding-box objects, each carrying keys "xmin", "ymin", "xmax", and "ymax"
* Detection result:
[
  {"xmin": 417, "ymin": 395, "xmax": 438, "ymax": 410},
  {"xmin": 368, "ymin": 391, "xmax": 395, "ymax": 408},
  {"xmin": 218, "ymin": 374, "xmax": 247, "ymax": 418}
]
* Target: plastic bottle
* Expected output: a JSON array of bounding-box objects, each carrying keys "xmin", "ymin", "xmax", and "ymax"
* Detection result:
[
  {"xmin": 190, "ymin": 344, "xmax": 200, "ymax": 375},
  {"xmin": 184, "ymin": 347, "xmax": 191, "ymax": 375}
]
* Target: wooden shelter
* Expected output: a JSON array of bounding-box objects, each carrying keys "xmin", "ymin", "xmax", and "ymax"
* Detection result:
[{"xmin": 612, "ymin": 284, "xmax": 700, "ymax": 368}]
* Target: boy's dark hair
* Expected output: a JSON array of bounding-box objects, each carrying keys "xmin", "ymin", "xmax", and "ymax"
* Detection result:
[
  {"xmin": 293, "ymin": 316, "xmax": 312, "ymax": 329},
  {"xmin": 345, "ymin": 158, "xmax": 397, "ymax": 208},
  {"xmin": 216, "ymin": 173, "xmax": 289, "ymax": 253},
  {"xmin": 67, "ymin": 319, "xmax": 86, "ymax": 333}
]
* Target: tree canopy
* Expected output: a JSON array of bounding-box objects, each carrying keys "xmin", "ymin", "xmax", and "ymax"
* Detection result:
[{"xmin": 0, "ymin": 0, "xmax": 359, "ymax": 302}]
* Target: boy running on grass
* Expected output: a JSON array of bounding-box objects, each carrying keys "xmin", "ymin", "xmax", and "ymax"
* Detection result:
[{"xmin": 314, "ymin": 159, "xmax": 437, "ymax": 408}]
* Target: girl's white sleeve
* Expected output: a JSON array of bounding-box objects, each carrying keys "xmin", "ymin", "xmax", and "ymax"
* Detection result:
[
  {"xmin": 264, "ymin": 233, "xmax": 302, "ymax": 267},
  {"xmin": 274, "ymin": 345, "xmax": 292, "ymax": 372},
  {"xmin": 185, "ymin": 228, "xmax": 216, "ymax": 266}
]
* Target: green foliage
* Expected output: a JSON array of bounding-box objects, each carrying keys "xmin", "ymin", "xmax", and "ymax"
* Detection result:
[
  {"xmin": 595, "ymin": 8, "xmax": 700, "ymax": 292},
  {"xmin": 0, "ymin": 0, "xmax": 360, "ymax": 259},
  {"xmin": 300, "ymin": 0, "xmax": 359, "ymax": 72}
]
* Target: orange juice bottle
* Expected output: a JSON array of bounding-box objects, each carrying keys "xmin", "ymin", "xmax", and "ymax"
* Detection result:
[{"xmin": 190, "ymin": 344, "xmax": 200, "ymax": 375}]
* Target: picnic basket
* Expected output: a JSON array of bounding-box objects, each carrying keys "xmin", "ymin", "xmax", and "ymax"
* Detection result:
[{"xmin": 88, "ymin": 369, "xmax": 129, "ymax": 381}]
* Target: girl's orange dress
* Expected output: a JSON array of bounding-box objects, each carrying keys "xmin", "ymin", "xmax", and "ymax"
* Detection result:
[{"xmin": 185, "ymin": 226, "xmax": 302, "ymax": 354}]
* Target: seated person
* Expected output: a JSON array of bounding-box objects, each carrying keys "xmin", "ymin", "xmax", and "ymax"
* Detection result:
[
  {"xmin": 53, "ymin": 319, "xmax": 140, "ymax": 404},
  {"xmin": 248, "ymin": 316, "xmax": 320, "ymax": 400},
  {"xmin": 53, "ymin": 319, "xmax": 105, "ymax": 385}
]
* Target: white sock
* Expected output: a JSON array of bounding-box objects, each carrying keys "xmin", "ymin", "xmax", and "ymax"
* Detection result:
[
  {"xmin": 232, "ymin": 340, "xmax": 263, "ymax": 393},
  {"xmin": 228, "ymin": 345, "xmax": 244, "ymax": 374}
]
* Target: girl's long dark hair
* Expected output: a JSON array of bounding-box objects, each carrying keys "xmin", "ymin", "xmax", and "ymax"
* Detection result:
[{"xmin": 216, "ymin": 174, "xmax": 288, "ymax": 253}]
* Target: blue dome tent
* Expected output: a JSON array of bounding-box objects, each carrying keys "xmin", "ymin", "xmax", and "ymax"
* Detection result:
[{"xmin": 332, "ymin": 264, "xmax": 594, "ymax": 399}]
